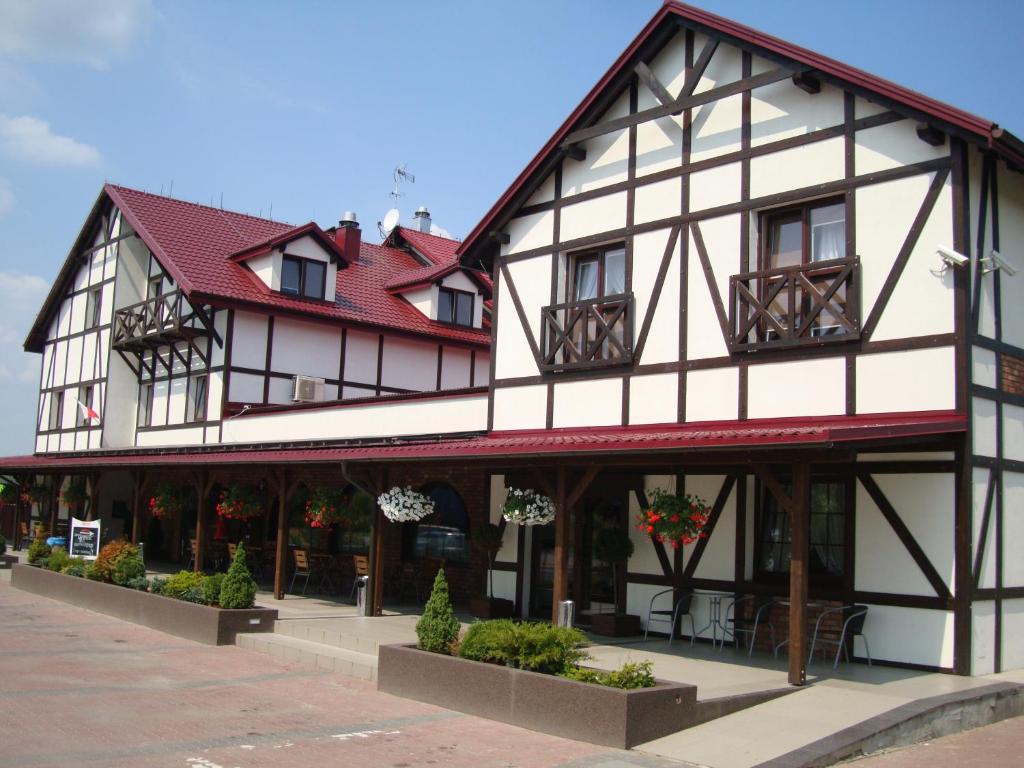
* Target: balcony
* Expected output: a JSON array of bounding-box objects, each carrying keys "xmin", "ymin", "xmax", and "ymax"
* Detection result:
[
  {"xmin": 112, "ymin": 290, "xmax": 209, "ymax": 350},
  {"xmin": 728, "ymin": 257, "xmax": 860, "ymax": 352},
  {"xmin": 539, "ymin": 292, "xmax": 634, "ymax": 372}
]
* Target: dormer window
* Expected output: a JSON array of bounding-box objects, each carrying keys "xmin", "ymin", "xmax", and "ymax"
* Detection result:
[
  {"xmin": 438, "ymin": 287, "xmax": 474, "ymax": 327},
  {"xmin": 281, "ymin": 256, "xmax": 327, "ymax": 300}
]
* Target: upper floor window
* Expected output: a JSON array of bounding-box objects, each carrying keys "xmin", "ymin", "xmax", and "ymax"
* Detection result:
[
  {"xmin": 138, "ymin": 383, "xmax": 154, "ymax": 428},
  {"xmin": 147, "ymin": 276, "xmax": 163, "ymax": 299},
  {"xmin": 281, "ymin": 256, "xmax": 327, "ymax": 300},
  {"xmin": 85, "ymin": 287, "xmax": 103, "ymax": 329},
  {"xmin": 569, "ymin": 244, "xmax": 626, "ymax": 302},
  {"xmin": 763, "ymin": 198, "xmax": 845, "ymax": 269},
  {"xmin": 49, "ymin": 391, "xmax": 64, "ymax": 431},
  {"xmin": 77, "ymin": 385, "xmax": 96, "ymax": 427},
  {"xmin": 187, "ymin": 374, "xmax": 208, "ymax": 423},
  {"xmin": 438, "ymin": 287, "xmax": 474, "ymax": 327}
]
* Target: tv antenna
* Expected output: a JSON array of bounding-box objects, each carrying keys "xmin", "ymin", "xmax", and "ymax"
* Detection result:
[{"xmin": 391, "ymin": 164, "xmax": 415, "ymax": 203}]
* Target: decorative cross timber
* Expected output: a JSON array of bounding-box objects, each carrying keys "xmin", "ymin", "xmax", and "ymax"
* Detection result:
[
  {"xmin": 729, "ymin": 257, "xmax": 860, "ymax": 351},
  {"xmin": 540, "ymin": 293, "xmax": 634, "ymax": 372}
]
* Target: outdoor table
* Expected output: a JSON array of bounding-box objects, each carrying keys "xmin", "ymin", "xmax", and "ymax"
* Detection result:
[{"xmin": 691, "ymin": 589, "xmax": 733, "ymax": 647}]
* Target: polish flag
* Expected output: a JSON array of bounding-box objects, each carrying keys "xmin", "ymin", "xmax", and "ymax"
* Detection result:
[{"xmin": 75, "ymin": 398, "xmax": 100, "ymax": 423}]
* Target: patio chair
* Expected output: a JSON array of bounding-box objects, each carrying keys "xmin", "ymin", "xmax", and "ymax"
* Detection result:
[
  {"xmin": 808, "ymin": 604, "xmax": 872, "ymax": 669},
  {"xmin": 644, "ymin": 588, "xmax": 696, "ymax": 646},
  {"xmin": 186, "ymin": 539, "xmax": 197, "ymax": 571},
  {"xmin": 722, "ymin": 596, "xmax": 776, "ymax": 656},
  {"xmin": 290, "ymin": 549, "xmax": 313, "ymax": 595},
  {"xmin": 19, "ymin": 521, "xmax": 33, "ymax": 550},
  {"xmin": 350, "ymin": 555, "xmax": 369, "ymax": 603}
]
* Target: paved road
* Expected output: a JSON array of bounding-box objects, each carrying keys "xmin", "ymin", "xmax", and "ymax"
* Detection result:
[
  {"xmin": 0, "ymin": 579, "xmax": 682, "ymax": 768},
  {"xmin": 848, "ymin": 715, "xmax": 1024, "ymax": 767}
]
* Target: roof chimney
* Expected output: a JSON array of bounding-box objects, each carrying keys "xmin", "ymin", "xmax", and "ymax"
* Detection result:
[
  {"xmin": 335, "ymin": 211, "xmax": 360, "ymax": 263},
  {"xmin": 414, "ymin": 206, "xmax": 431, "ymax": 234}
]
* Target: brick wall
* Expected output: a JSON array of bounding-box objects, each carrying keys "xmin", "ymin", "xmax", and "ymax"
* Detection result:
[{"xmin": 1001, "ymin": 353, "xmax": 1024, "ymax": 396}]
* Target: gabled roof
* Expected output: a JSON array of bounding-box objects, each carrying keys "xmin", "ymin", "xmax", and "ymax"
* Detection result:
[
  {"xmin": 458, "ymin": 0, "xmax": 1024, "ymax": 266},
  {"xmin": 384, "ymin": 259, "xmax": 493, "ymax": 296},
  {"xmin": 26, "ymin": 184, "xmax": 489, "ymax": 352},
  {"xmin": 229, "ymin": 220, "xmax": 350, "ymax": 265},
  {"xmin": 388, "ymin": 226, "xmax": 460, "ymax": 265}
]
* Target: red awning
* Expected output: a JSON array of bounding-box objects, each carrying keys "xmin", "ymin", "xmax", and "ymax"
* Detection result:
[{"xmin": 0, "ymin": 411, "xmax": 964, "ymax": 472}]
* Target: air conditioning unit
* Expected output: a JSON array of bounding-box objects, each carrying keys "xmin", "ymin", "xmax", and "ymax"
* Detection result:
[{"xmin": 292, "ymin": 375, "xmax": 325, "ymax": 403}]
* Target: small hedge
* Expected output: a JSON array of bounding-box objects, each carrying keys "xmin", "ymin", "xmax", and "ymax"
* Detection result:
[
  {"xmin": 560, "ymin": 659, "xmax": 656, "ymax": 689},
  {"xmin": 27, "ymin": 531, "xmax": 50, "ymax": 565},
  {"xmin": 45, "ymin": 547, "xmax": 72, "ymax": 573},
  {"xmin": 219, "ymin": 543, "xmax": 257, "ymax": 609},
  {"xmin": 416, "ymin": 569, "xmax": 460, "ymax": 654}
]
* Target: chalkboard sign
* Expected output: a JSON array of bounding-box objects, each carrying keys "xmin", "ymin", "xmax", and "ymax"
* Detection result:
[{"xmin": 70, "ymin": 518, "xmax": 101, "ymax": 560}]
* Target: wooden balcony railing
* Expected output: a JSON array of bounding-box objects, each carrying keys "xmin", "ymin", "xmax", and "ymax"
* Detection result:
[
  {"xmin": 540, "ymin": 292, "xmax": 634, "ymax": 372},
  {"xmin": 112, "ymin": 290, "xmax": 208, "ymax": 351},
  {"xmin": 728, "ymin": 257, "xmax": 860, "ymax": 352}
]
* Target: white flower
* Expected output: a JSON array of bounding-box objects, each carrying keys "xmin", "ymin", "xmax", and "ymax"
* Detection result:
[
  {"xmin": 377, "ymin": 486, "xmax": 435, "ymax": 523},
  {"xmin": 502, "ymin": 487, "xmax": 556, "ymax": 526}
]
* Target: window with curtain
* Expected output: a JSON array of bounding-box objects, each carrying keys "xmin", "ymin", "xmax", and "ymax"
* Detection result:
[
  {"xmin": 566, "ymin": 244, "xmax": 628, "ymax": 360},
  {"xmin": 757, "ymin": 479, "xmax": 847, "ymax": 582}
]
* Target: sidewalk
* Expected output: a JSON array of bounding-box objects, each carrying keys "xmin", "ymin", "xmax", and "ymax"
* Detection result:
[{"xmin": 847, "ymin": 715, "xmax": 1023, "ymax": 766}]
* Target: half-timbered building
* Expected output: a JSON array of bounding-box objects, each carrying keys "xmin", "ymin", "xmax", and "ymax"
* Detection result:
[{"xmin": 4, "ymin": 2, "xmax": 1024, "ymax": 685}]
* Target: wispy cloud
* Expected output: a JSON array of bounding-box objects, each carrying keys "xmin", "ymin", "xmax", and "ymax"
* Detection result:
[
  {"xmin": 0, "ymin": 0, "xmax": 156, "ymax": 70},
  {"xmin": 0, "ymin": 178, "xmax": 13, "ymax": 216},
  {"xmin": 0, "ymin": 114, "xmax": 101, "ymax": 167}
]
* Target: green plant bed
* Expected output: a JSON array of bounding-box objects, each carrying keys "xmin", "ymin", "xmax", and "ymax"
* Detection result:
[{"xmin": 10, "ymin": 564, "xmax": 276, "ymax": 645}]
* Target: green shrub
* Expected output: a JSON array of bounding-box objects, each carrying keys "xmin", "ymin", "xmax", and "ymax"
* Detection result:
[
  {"xmin": 84, "ymin": 563, "xmax": 103, "ymax": 581},
  {"xmin": 458, "ymin": 619, "xmax": 517, "ymax": 664},
  {"xmin": 150, "ymin": 576, "xmax": 168, "ymax": 595},
  {"xmin": 181, "ymin": 586, "xmax": 208, "ymax": 604},
  {"xmin": 202, "ymin": 573, "xmax": 225, "ymax": 605},
  {"xmin": 111, "ymin": 552, "xmax": 146, "ymax": 586},
  {"xmin": 560, "ymin": 660, "xmax": 656, "ymax": 689},
  {"xmin": 125, "ymin": 576, "xmax": 150, "ymax": 591},
  {"xmin": 46, "ymin": 547, "xmax": 71, "ymax": 573},
  {"xmin": 457, "ymin": 618, "xmax": 589, "ymax": 674},
  {"xmin": 93, "ymin": 539, "xmax": 139, "ymax": 583},
  {"xmin": 27, "ymin": 532, "xmax": 50, "ymax": 566},
  {"xmin": 61, "ymin": 557, "xmax": 88, "ymax": 578},
  {"xmin": 219, "ymin": 542, "xmax": 257, "ymax": 609},
  {"xmin": 0, "ymin": 533, "xmax": 6, "ymax": 556},
  {"xmin": 416, "ymin": 568, "xmax": 460, "ymax": 654},
  {"xmin": 160, "ymin": 570, "xmax": 206, "ymax": 600}
]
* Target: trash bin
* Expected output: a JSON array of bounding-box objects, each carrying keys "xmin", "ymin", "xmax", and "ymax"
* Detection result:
[
  {"xmin": 557, "ymin": 599, "xmax": 575, "ymax": 628},
  {"xmin": 356, "ymin": 575, "xmax": 369, "ymax": 614}
]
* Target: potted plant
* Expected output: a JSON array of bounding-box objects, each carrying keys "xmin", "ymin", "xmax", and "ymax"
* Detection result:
[
  {"xmin": 60, "ymin": 479, "xmax": 88, "ymax": 512},
  {"xmin": 589, "ymin": 525, "xmax": 639, "ymax": 636},
  {"xmin": 304, "ymin": 486, "xmax": 347, "ymax": 528},
  {"xmin": 469, "ymin": 522, "xmax": 514, "ymax": 619},
  {"xmin": 636, "ymin": 489, "xmax": 711, "ymax": 549},
  {"xmin": 501, "ymin": 487, "xmax": 556, "ymax": 526},
  {"xmin": 149, "ymin": 483, "xmax": 186, "ymax": 520},
  {"xmin": 377, "ymin": 486, "xmax": 435, "ymax": 522}
]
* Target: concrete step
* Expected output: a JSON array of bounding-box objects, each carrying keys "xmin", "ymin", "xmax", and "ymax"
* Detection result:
[
  {"xmin": 236, "ymin": 632, "xmax": 378, "ymax": 681},
  {"xmin": 273, "ymin": 620, "xmax": 382, "ymax": 656}
]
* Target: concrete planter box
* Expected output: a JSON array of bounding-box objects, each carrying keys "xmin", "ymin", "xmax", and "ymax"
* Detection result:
[
  {"xmin": 11, "ymin": 564, "xmax": 276, "ymax": 645},
  {"xmin": 378, "ymin": 643, "xmax": 697, "ymax": 748}
]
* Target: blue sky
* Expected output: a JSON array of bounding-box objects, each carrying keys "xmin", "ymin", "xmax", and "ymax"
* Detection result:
[{"xmin": 0, "ymin": 0, "xmax": 1021, "ymax": 455}]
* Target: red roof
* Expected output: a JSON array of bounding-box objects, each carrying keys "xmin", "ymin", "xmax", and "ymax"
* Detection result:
[
  {"xmin": 458, "ymin": 1, "xmax": 1024, "ymax": 263},
  {"xmin": 389, "ymin": 226, "xmax": 460, "ymax": 265},
  {"xmin": 0, "ymin": 411, "xmax": 964, "ymax": 470},
  {"xmin": 95, "ymin": 185, "xmax": 489, "ymax": 347},
  {"xmin": 229, "ymin": 220, "xmax": 350, "ymax": 265}
]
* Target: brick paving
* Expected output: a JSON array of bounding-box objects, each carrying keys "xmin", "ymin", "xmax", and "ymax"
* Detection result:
[
  {"xmin": 847, "ymin": 715, "xmax": 1024, "ymax": 767},
  {"xmin": 0, "ymin": 579, "xmax": 685, "ymax": 768}
]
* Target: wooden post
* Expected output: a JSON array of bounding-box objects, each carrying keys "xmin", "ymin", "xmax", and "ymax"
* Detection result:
[
  {"xmin": 551, "ymin": 465, "xmax": 569, "ymax": 625},
  {"xmin": 12, "ymin": 476, "xmax": 23, "ymax": 550},
  {"xmin": 273, "ymin": 472, "xmax": 289, "ymax": 600},
  {"xmin": 49, "ymin": 474, "xmax": 62, "ymax": 535},
  {"xmin": 371, "ymin": 467, "xmax": 388, "ymax": 617},
  {"xmin": 788, "ymin": 462, "xmax": 811, "ymax": 686},
  {"xmin": 194, "ymin": 473, "xmax": 207, "ymax": 573},
  {"xmin": 86, "ymin": 473, "xmax": 100, "ymax": 522}
]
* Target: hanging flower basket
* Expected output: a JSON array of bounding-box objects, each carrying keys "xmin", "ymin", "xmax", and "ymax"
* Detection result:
[
  {"xmin": 25, "ymin": 484, "xmax": 50, "ymax": 505},
  {"xmin": 60, "ymin": 480, "xmax": 88, "ymax": 508},
  {"xmin": 378, "ymin": 486, "xmax": 435, "ymax": 523},
  {"xmin": 215, "ymin": 484, "xmax": 263, "ymax": 520},
  {"xmin": 304, "ymin": 486, "xmax": 347, "ymax": 529},
  {"xmin": 502, "ymin": 487, "xmax": 556, "ymax": 526},
  {"xmin": 0, "ymin": 483, "xmax": 18, "ymax": 504},
  {"xmin": 636, "ymin": 489, "xmax": 711, "ymax": 550},
  {"xmin": 149, "ymin": 483, "xmax": 186, "ymax": 520}
]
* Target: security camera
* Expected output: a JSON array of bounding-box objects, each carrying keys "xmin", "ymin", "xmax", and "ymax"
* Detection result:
[
  {"xmin": 984, "ymin": 250, "xmax": 1017, "ymax": 277},
  {"xmin": 936, "ymin": 245, "xmax": 969, "ymax": 268}
]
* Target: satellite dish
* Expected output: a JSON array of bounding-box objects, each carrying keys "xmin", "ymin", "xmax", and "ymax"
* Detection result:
[{"xmin": 379, "ymin": 208, "xmax": 400, "ymax": 237}]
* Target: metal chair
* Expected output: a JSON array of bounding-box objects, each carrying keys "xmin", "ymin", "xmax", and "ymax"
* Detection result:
[
  {"xmin": 19, "ymin": 521, "xmax": 33, "ymax": 551},
  {"xmin": 186, "ymin": 538, "xmax": 197, "ymax": 571},
  {"xmin": 808, "ymin": 604, "xmax": 872, "ymax": 668},
  {"xmin": 723, "ymin": 596, "xmax": 776, "ymax": 656},
  {"xmin": 289, "ymin": 549, "xmax": 312, "ymax": 595},
  {"xmin": 644, "ymin": 588, "xmax": 696, "ymax": 646}
]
